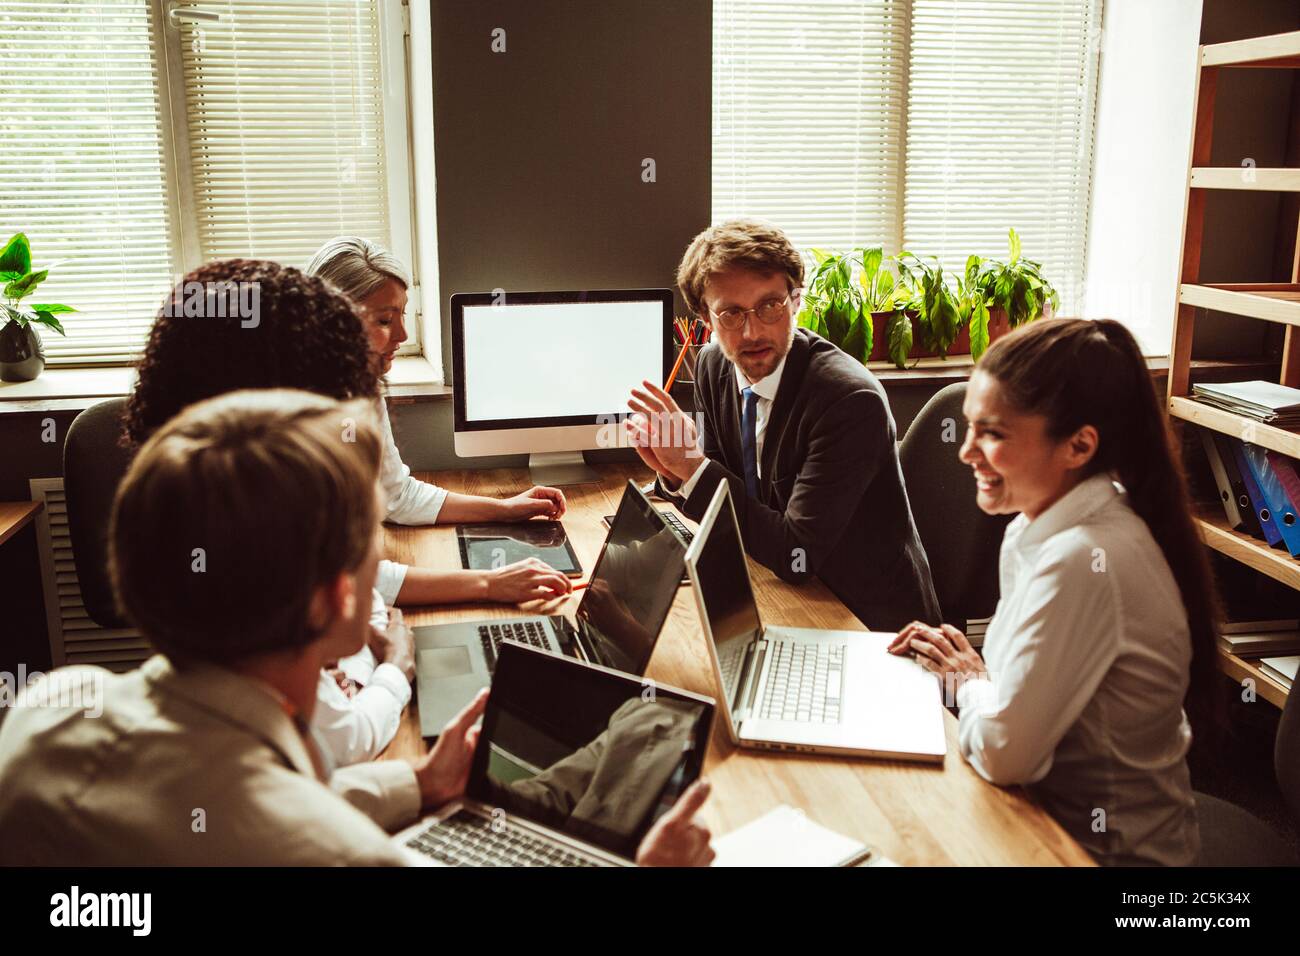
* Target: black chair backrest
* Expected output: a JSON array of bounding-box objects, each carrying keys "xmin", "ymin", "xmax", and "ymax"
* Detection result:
[
  {"xmin": 63, "ymin": 398, "xmax": 133, "ymax": 629},
  {"xmin": 898, "ymin": 382, "xmax": 1011, "ymax": 628}
]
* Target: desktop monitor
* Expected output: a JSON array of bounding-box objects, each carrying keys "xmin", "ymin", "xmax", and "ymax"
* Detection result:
[{"xmin": 450, "ymin": 289, "xmax": 673, "ymax": 485}]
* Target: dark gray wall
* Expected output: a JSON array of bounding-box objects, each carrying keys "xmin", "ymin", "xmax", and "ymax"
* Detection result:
[{"xmin": 428, "ymin": 0, "xmax": 713, "ymax": 380}]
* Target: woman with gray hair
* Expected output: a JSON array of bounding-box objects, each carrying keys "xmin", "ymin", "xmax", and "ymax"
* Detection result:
[{"xmin": 306, "ymin": 236, "xmax": 572, "ymax": 608}]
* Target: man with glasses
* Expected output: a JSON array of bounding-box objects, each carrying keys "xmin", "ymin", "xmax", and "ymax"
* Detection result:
[{"xmin": 627, "ymin": 218, "xmax": 940, "ymax": 630}]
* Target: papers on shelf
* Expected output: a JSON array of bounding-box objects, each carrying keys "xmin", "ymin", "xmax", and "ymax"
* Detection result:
[{"xmin": 1192, "ymin": 381, "xmax": 1300, "ymax": 427}]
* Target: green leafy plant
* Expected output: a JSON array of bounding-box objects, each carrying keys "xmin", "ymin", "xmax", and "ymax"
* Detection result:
[
  {"xmin": 1, "ymin": 233, "xmax": 74, "ymax": 337},
  {"xmin": 895, "ymin": 252, "xmax": 961, "ymax": 363},
  {"xmin": 966, "ymin": 228, "xmax": 1058, "ymax": 338},
  {"xmin": 797, "ymin": 246, "xmax": 905, "ymax": 364}
]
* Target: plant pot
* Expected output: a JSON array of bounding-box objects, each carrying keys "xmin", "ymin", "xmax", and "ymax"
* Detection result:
[
  {"xmin": 0, "ymin": 320, "xmax": 45, "ymax": 382},
  {"xmin": 867, "ymin": 307, "xmax": 1011, "ymax": 365}
]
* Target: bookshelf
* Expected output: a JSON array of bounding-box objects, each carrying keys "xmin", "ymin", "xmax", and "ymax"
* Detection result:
[{"xmin": 1168, "ymin": 30, "xmax": 1300, "ymax": 704}]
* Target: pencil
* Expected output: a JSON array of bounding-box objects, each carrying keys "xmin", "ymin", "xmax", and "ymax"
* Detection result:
[
  {"xmin": 664, "ymin": 338, "xmax": 690, "ymax": 392},
  {"xmin": 571, "ymin": 581, "xmax": 589, "ymax": 591}
]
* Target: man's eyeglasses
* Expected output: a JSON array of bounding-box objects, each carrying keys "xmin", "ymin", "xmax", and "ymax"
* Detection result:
[{"xmin": 706, "ymin": 293, "xmax": 796, "ymax": 331}]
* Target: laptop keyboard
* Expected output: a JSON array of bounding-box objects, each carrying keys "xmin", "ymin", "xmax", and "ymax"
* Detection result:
[
  {"xmin": 660, "ymin": 510, "xmax": 695, "ymax": 544},
  {"xmin": 760, "ymin": 641, "xmax": 845, "ymax": 724},
  {"xmin": 405, "ymin": 810, "xmax": 602, "ymax": 867},
  {"xmin": 479, "ymin": 621, "xmax": 553, "ymax": 668}
]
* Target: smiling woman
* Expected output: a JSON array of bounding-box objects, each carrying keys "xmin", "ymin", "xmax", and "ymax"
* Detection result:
[{"xmin": 892, "ymin": 317, "xmax": 1221, "ymax": 866}]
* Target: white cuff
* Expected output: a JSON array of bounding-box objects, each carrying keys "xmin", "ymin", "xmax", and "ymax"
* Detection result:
[{"xmin": 677, "ymin": 458, "xmax": 710, "ymax": 501}]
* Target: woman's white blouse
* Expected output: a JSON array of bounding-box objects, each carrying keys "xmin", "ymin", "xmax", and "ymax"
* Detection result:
[
  {"xmin": 373, "ymin": 398, "xmax": 449, "ymax": 605},
  {"xmin": 955, "ymin": 472, "xmax": 1199, "ymax": 866}
]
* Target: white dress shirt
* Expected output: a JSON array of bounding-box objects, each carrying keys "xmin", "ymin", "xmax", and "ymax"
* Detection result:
[
  {"xmin": 955, "ymin": 472, "xmax": 1199, "ymax": 866},
  {"xmin": 678, "ymin": 354, "xmax": 787, "ymax": 498},
  {"xmin": 310, "ymin": 589, "xmax": 412, "ymax": 767},
  {"xmin": 374, "ymin": 397, "xmax": 449, "ymax": 604}
]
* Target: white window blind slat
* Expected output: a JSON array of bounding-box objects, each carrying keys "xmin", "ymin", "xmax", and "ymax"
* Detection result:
[
  {"xmin": 176, "ymin": 0, "xmax": 394, "ymax": 270},
  {"xmin": 2, "ymin": 0, "xmax": 410, "ymax": 365},
  {"xmin": 0, "ymin": 0, "xmax": 175, "ymax": 363},
  {"xmin": 903, "ymin": 0, "xmax": 1100, "ymax": 311},
  {"xmin": 714, "ymin": 0, "xmax": 1102, "ymax": 314}
]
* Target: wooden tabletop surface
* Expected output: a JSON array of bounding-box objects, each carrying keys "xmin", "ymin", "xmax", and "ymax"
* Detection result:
[
  {"xmin": 382, "ymin": 463, "xmax": 1094, "ymax": 866},
  {"xmin": 0, "ymin": 500, "xmax": 42, "ymax": 549}
]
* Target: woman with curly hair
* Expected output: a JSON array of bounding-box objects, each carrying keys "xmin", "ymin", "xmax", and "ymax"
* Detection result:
[
  {"xmin": 121, "ymin": 258, "xmax": 571, "ymax": 768},
  {"xmin": 304, "ymin": 236, "xmax": 573, "ymax": 607}
]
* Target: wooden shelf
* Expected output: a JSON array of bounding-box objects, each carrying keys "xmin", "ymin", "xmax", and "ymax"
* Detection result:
[
  {"xmin": 1179, "ymin": 283, "xmax": 1300, "ymax": 326},
  {"xmin": 1190, "ymin": 167, "xmax": 1300, "ymax": 191},
  {"xmin": 1216, "ymin": 647, "xmax": 1291, "ymax": 708},
  {"xmin": 1170, "ymin": 396, "xmax": 1300, "ymax": 459},
  {"xmin": 1195, "ymin": 507, "xmax": 1300, "ymax": 590},
  {"xmin": 1201, "ymin": 30, "xmax": 1300, "ymax": 68}
]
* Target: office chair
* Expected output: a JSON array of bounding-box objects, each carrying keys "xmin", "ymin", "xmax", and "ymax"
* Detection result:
[
  {"xmin": 1194, "ymin": 683, "xmax": 1300, "ymax": 866},
  {"xmin": 898, "ymin": 382, "xmax": 1011, "ymax": 628},
  {"xmin": 63, "ymin": 398, "xmax": 132, "ymax": 628}
]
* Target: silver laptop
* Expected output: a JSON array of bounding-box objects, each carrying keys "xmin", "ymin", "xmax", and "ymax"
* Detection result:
[
  {"xmin": 684, "ymin": 481, "xmax": 946, "ymax": 763},
  {"xmin": 395, "ymin": 641, "xmax": 714, "ymax": 866}
]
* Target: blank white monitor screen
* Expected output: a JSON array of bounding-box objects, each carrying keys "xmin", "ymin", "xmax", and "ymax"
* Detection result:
[{"xmin": 461, "ymin": 300, "xmax": 664, "ymax": 422}]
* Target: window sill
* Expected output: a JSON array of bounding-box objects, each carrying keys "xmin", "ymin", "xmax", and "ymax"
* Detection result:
[{"xmin": 0, "ymin": 354, "xmax": 448, "ymax": 415}]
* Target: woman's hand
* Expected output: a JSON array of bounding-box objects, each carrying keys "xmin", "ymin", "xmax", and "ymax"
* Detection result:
[
  {"xmin": 889, "ymin": 621, "xmax": 986, "ymax": 687},
  {"xmin": 498, "ymin": 486, "xmax": 567, "ymax": 521},
  {"xmin": 484, "ymin": 557, "xmax": 573, "ymax": 603}
]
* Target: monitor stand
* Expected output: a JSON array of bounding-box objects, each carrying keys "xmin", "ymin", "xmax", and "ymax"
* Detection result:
[{"xmin": 528, "ymin": 451, "xmax": 601, "ymax": 487}]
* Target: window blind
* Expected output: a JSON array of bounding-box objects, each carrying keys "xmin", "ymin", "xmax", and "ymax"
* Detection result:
[
  {"xmin": 712, "ymin": 0, "xmax": 911, "ymax": 254},
  {"xmin": 174, "ymin": 0, "xmax": 395, "ymax": 268},
  {"xmin": 0, "ymin": 0, "xmax": 176, "ymax": 363},
  {"xmin": 713, "ymin": 0, "xmax": 1103, "ymax": 312},
  {"xmin": 903, "ymin": 0, "xmax": 1101, "ymax": 310}
]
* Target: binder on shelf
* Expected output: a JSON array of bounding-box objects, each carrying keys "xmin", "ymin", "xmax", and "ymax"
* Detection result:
[
  {"xmin": 1212, "ymin": 433, "xmax": 1263, "ymax": 538},
  {"xmin": 1200, "ymin": 428, "xmax": 1244, "ymax": 529},
  {"xmin": 1228, "ymin": 439, "xmax": 1284, "ymax": 548},
  {"xmin": 1240, "ymin": 441, "xmax": 1300, "ymax": 557}
]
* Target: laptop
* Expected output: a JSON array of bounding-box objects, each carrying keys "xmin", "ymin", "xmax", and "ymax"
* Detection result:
[
  {"xmin": 396, "ymin": 641, "xmax": 714, "ymax": 866},
  {"xmin": 684, "ymin": 481, "xmax": 946, "ymax": 763},
  {"xmin": 414, "ymin": 481, "xmax": 687, "ymax": 735}
]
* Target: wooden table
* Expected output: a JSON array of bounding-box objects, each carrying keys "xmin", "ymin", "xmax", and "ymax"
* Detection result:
[{"xmin": 383, "ymin": 464, "xmax": 1094, "ymax": 866}]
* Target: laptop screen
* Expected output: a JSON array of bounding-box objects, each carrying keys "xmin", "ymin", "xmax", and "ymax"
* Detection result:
[
  {"xmin": 689, "ymin": 483, "xmax": 763, "ymax": 707},
  {"xmin": 573, "ymin": 482, "xmax": 686, "ymax": 674},
  {"xmin": 468, "ymin": 641, "xmax": 712, "ymax": 859}
]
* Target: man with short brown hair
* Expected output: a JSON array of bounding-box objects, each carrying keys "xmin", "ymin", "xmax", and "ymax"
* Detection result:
[
  {"xmin": 629, "ymin": 218, "xmax": 940, "ymax": 630},
  {"xmin": 0, "ymin": 389, "xmax": 711, "ymax": 866}
]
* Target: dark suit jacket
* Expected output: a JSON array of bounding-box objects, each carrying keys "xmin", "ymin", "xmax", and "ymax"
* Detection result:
[{"xmin": 665, "ymin": 328, "xmax": 941, "ymax": 631}]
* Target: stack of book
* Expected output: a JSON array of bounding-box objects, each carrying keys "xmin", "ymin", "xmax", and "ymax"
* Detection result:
[
  {"xmin": 1218, "ymin": 619, "xmax": 1300, "ymax": 657},
  {"xmin": 1259, "ymin": 656, "xmax": 1298, "ymax": 691},
  {"xmin": 966, "ymin": 617, "xmax": 990, "ymax": 649},
  {"xmin": 1192, "ymin": 380, "xmax": 1300, "ymax": 427}
]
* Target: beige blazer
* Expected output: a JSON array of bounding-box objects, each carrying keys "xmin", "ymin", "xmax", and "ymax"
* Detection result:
[{"xmin": 0, "ymin": 655, "xmax": 421, "ymax": 865}]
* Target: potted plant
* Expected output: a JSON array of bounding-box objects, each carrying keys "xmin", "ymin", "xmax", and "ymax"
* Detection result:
[
  {"xmin": 797, "ymin": 246, "xmax": 905, "ymax": 364},
  {"xmin": 959, "ymin": 228, "xmax": 1058, "ymax": 362},
  {"xmin": 0, "ymin": 233, "xmax": 73, "ymax": 382}
]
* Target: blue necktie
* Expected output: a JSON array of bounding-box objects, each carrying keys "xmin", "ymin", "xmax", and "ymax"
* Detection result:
[{"xmin": 740, "ymin": 386, "xmax": 759, "ymax": 499}]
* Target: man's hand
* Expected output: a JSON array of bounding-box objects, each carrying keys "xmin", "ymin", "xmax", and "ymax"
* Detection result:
[
  {"xmin": 627, "ymin": 380, "xmax": 701, "ymax": 485},
  {"xmin": 367, "ymin": 608, "xmax": 416, "ymax": 682},
  {"xmin": 415, "ymin": 689, "xmax": 488, "ymax": 809},
  {"xmin": 635, "ymin": 780, "xmax": 715, "ymax": 867},
  {"xmin": 498, "ymin": 486, "xmax": 567, "ymax": 521},
  {"xmin": 485, "ymin": 557, "xmax": 573, "ymax": 603},
  {"xmin": 325, "ymin": 666, "xmax": 359, "ymax": 699}
]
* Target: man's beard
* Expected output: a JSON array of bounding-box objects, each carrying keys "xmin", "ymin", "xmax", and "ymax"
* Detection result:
[{"xmin": 720, "ymin": 322, "xmax": 796, "ymax": 381}]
